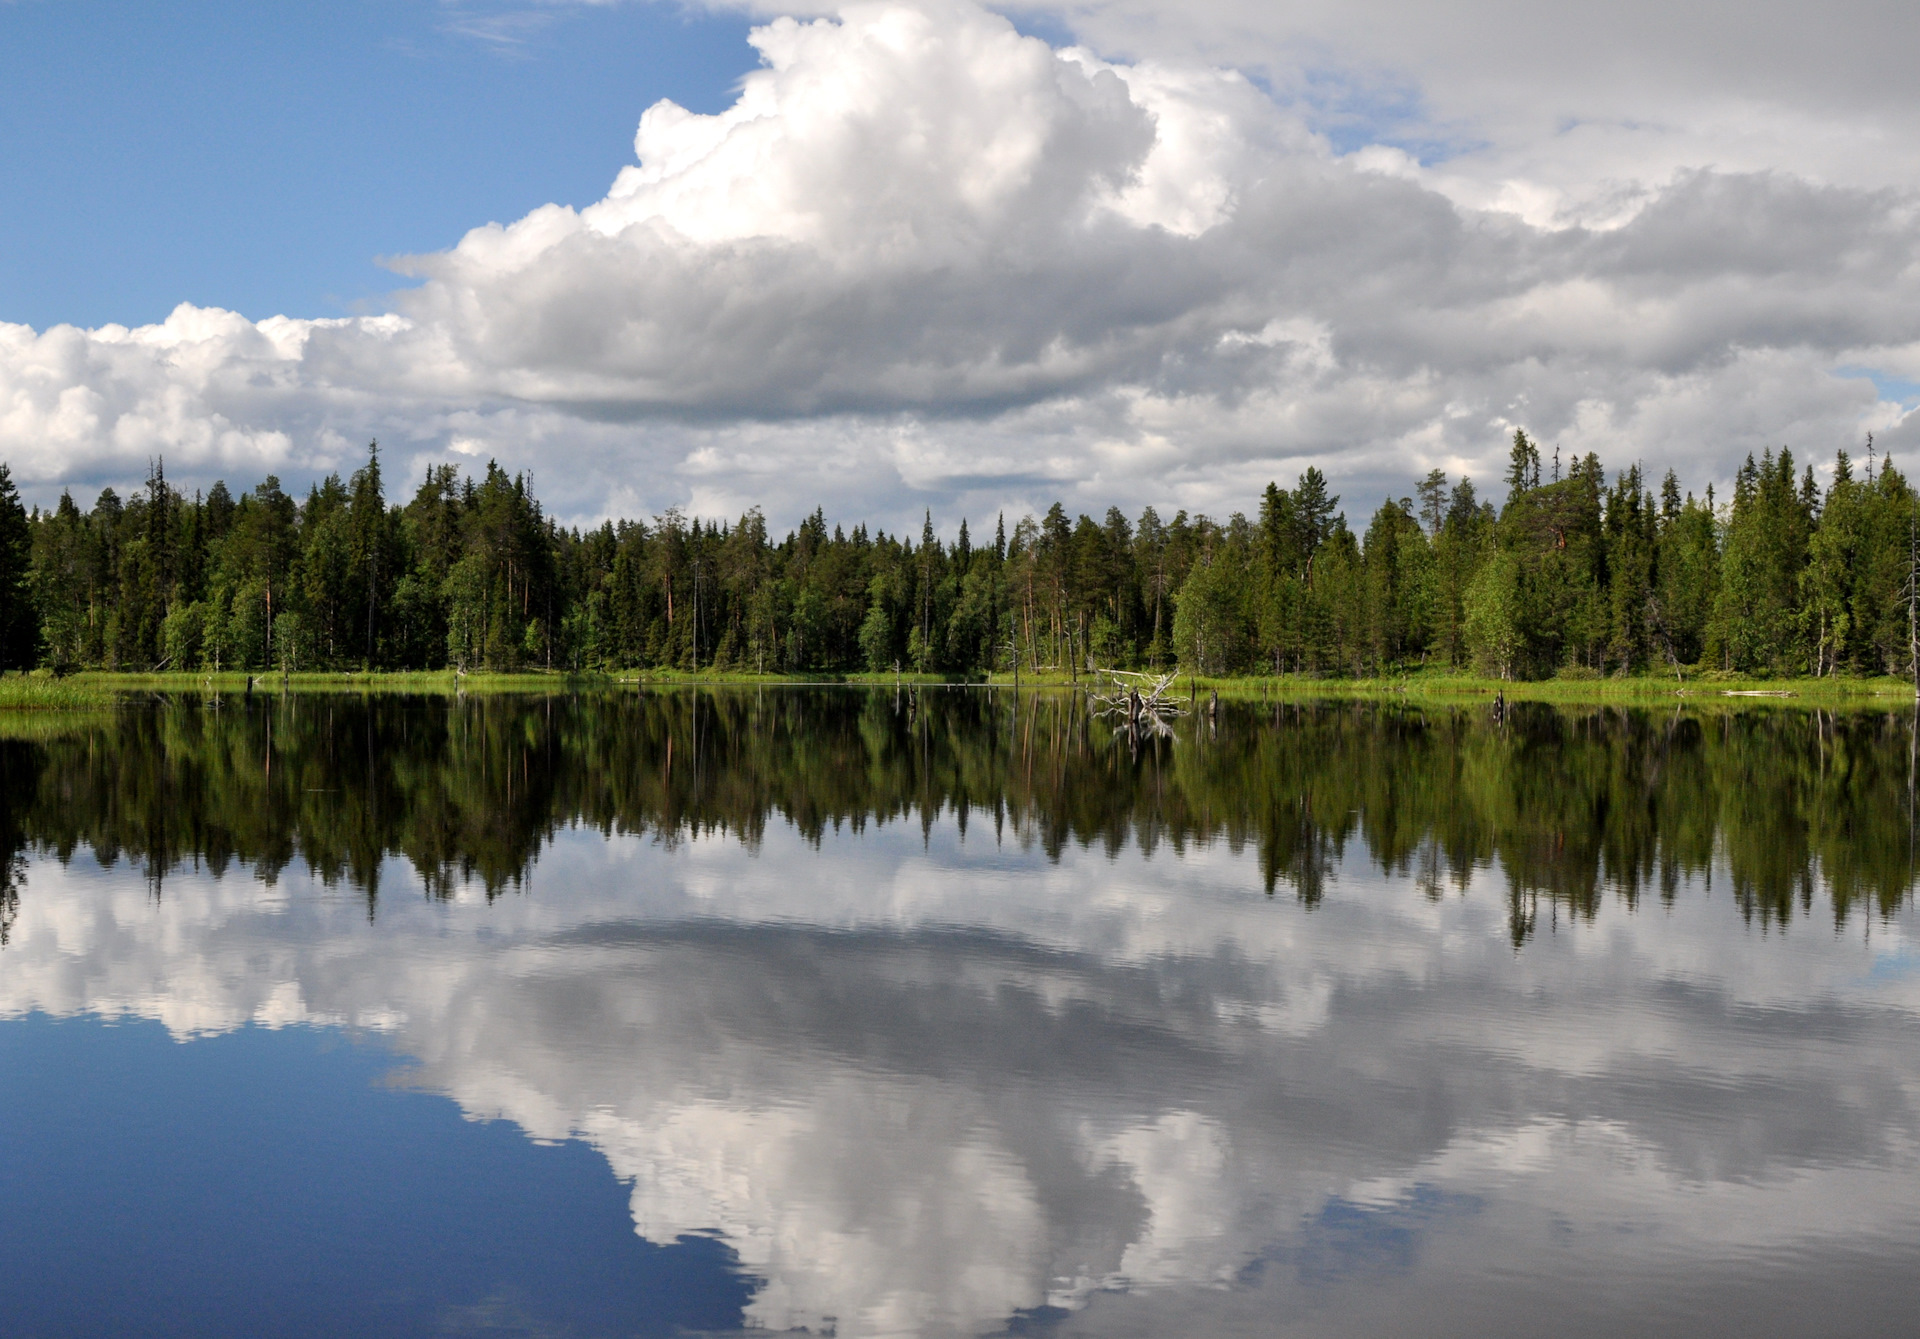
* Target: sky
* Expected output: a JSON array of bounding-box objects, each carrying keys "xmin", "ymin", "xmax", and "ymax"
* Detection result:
[{"xmin": 4, "ymin": 0, "xmax": 1920, "ymax": 534}]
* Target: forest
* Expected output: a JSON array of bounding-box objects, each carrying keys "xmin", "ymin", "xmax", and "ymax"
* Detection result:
[{"xmin": 0, "ymin": 429, "xmax": 1914, "ymax": 680}]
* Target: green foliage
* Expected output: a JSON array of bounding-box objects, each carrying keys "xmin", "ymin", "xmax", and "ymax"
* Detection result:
[
  {"xmin": 1709, "ymin": 449, "xmax": 1814, "ymax": 673},
  {"xmin": 162, "ymin": 601, "xmax": 206, "ymax": 671},
  {"xmin": 1464, "ymin": 549, "xmax": 1522, "ymax": 679},
  {"xmin": 1173, "ymin": 520, "xmax": 1252, "ymax": 674},
  {"xmin": 1358, "ymin": 497, "xmax": 1434, "ymax": 671},
  {"xmin": 9, "ymin": 431, "xmax": 1919, "ymax": 682},
  {"xmin": 0, "ymin": 674, "xmax": 114, "ymax": 711},
  {"xmin": 0, "ymin": 463, "xmax": 35, "ymax": 670}
]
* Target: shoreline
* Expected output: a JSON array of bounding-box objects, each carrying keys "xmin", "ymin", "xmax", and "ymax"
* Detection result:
[{"xmin": 4, "ymin": 666, "xmax": 1916, "ymax": 709}]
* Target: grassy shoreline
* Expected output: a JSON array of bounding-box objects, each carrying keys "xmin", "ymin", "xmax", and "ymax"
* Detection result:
[{"xmin": 4, "ymin": 665, "xmax": 1915, "ymax": 708}]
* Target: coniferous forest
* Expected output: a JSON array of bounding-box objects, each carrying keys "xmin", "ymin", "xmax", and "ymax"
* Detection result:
[{"xmin": 0, "ymin": 429, "xmax": 1915, "ymax": 680}]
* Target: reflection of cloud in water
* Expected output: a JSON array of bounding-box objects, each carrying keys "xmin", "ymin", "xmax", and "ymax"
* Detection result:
[{"xmin": 6, "ymin": 821, "xmax": 1920, "ymax": 1336}]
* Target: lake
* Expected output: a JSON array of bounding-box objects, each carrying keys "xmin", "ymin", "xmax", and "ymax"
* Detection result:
[{"xmin": 3, "ymin": 687, "xmax": 1919, "ymax": 1337}]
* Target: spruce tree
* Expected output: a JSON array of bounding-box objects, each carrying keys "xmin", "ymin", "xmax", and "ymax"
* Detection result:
[{"xmin": 0, "ymin": 464, "xmax": 35, "ymax": 670}]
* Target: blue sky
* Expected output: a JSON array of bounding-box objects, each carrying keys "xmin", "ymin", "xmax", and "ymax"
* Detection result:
[
  {"xmin": 1, "ymin": 0, "xmax": 1915, "ymax": 526},
  {"xmin": 0, "ymin": 0, "xmax": 756, "ymax": 329}
]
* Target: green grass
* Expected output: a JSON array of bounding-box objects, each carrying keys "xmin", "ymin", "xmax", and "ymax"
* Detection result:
[
  {"xmin": 618, "ymin": 665, "xmax": 1920, "ymax": 706},
  {"xmin": 64, "ymin": 669, "xmax": 610, "ymax": 696},
  {"xmin": 11, "ymin": 665, "xmax": 1918, "ymax": 707},
  {"xmin": 975, "ymin": 666, "xmax": 1920, "ymax": 704},
  {"xmin": 0, "ymin": 673, "xmax": 119, "ymax": 710}
]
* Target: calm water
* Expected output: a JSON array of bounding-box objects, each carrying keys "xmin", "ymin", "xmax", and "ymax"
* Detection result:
[{"xmin": 4, "ymin": 688, "xmax": 1920, "ymax": 1337}]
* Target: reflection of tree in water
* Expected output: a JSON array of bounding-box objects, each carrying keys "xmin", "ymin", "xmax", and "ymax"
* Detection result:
[
  {"xmin": 0, "ymin": 852, "xmax": 18, "ymax": 948},
  {"xmin": 6, "ymin": 690, "xmax": 1918, "ymax": 942},
  {"xmin": 0, "ymin": 739, "xmax": 38, "ymax": 948}
]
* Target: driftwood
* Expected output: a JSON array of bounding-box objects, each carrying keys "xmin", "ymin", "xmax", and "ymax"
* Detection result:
[{"xmin": 1089, "ymin": 670, "xmax": 1187, "ymax": 740}]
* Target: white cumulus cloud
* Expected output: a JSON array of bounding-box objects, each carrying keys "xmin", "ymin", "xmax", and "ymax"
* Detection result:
[{"xmin": 4, "ymin": 0, "xmax": 1919, "ymax": 529}]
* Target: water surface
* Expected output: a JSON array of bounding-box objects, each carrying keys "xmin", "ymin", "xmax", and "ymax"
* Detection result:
[{"xmin": 3, "ymin": 689, "xmax": 1919, "ymax": 1337}]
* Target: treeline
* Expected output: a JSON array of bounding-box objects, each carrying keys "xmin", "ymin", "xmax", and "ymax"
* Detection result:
[{"xmin": 0, "ymin": 430, "xmax": 1914, "ymax": 678}]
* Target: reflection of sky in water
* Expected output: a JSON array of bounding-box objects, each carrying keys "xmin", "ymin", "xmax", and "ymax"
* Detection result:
[
  {"xmin": 1867, "ymin": 944, "xmax": 1920, "ymax": 982},
  {"xmin": 1286, "ymin": 1184, "xmax": 1485, "ymax": 1284},
  {"xmin": 0, "ymin": 1016, "xmax": 752, "ymax": 1338},
  {"xmin": 6, "ymin": 816, "xmax": 1920, "ymax": 1337}
]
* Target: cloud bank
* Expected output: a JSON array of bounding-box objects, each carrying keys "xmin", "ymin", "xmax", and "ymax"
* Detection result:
[{"xmin": 5, "ymin": 0, "xmax": 1919, "ymax": 528}]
